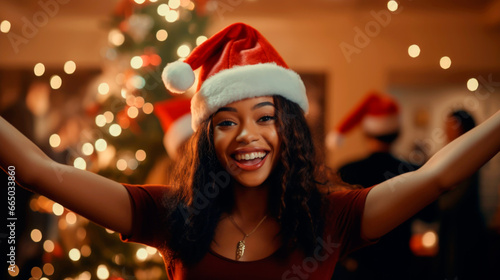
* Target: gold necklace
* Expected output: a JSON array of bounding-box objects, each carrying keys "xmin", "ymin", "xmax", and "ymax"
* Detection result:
[{"xmin": 228, "ymin": 214, "xmax": 268, "ymax": 260}]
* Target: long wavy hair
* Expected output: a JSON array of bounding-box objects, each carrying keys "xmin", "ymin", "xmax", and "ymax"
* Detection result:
[{"xmin": 162, "ymin": 95, "xmax": 336, "ymax": 266}]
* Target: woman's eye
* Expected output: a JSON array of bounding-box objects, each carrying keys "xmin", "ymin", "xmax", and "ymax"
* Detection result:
[
  {"xmin": 217, "ymin": 120, "xmax": 235, "ymax": 127},
  {"xmin": 259, "ymin": 115, "xmax": 276, "ymax": 122}
]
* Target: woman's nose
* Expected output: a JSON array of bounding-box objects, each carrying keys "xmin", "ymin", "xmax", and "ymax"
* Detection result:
[{"xmin": 236, "ymin": 121, "xmax": 259, "ymax": 144}]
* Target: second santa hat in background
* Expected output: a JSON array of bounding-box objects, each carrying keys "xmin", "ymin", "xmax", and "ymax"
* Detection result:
[
  {"xmin": 326, "ymin": 91, "xmax": 401, "ymax": 150},
  {"xmin": 154, "ymin": 98, "xmax": 193, "ymax": 160}
]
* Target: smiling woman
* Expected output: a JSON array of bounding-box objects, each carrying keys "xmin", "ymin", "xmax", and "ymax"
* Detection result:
[{"xmin": 0, "ymin": 22, "xmax": 499, "ymax": 280}]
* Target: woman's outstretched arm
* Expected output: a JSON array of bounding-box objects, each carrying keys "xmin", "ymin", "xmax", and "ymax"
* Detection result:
[
  {"xmin": 0, "ymin": 116, "xmax": 133, "ymax": 235},
  {"xmin": 362, "ymin": 109, "xmax": 500, "ymax": 240}
]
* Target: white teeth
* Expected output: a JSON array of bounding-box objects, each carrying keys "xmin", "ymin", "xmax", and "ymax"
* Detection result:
[{"xmin": 235, "ymin": 152, "xmax": 266, "ymax": 161}]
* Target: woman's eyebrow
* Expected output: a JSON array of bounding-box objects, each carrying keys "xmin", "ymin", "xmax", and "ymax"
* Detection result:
[
  {"xmin": 252, "ymin": 101, "xmax": 275, "ymax": 110},
  {"xmin": 214, "ymin": 107, "xmax": 237, "ymax": 115}
]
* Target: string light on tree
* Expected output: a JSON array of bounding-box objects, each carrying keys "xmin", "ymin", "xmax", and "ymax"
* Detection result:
[
  {"xmin": 109, "ymin": 124, "xmax": 122, "ymax": 137},
  {"xmin": 177, "ymin": 44, "xmax": 191, "ymax": 58},
  {"xmin": 165, "ymin": 10, "xmax": 179, "ymax": 22},
  {"xmin": 43, "ymin": 240, "xmax": 55, "ymax": 253},
  {"xmin": 82, "ymin": 142, "xmax": 94, "ymax": 156},
  {"xmin": 109, "ymin": 29, "xmax": 125, "ymax": 46},
  {"xmin": 131, "ymin": 56, "xmax": 144, "ymax": 69},
  {"xmin": 143, "ymin": 102, "xmax": 154, "ymax": 114},
  {"xmin": 95, "ymin": 114, "xmax": 107, "ymax": 127},
  {"xmin": 96, "ymin": 265, "xmax": 110, "ymax": 280},
  {"xmin": 136, "ymin": 248, "xmax": 148, "ymax": 261},
  {"xmin": 66, "ymin": 212, "xmax": 77, "ymax": 225},
  {"xmin": 81, "ymin": 245, "xmax": 92, "ymax": 257},
  {"xmin": 127, "ymin": 106, "xmax": 139, "ymax": 118},
  {"xmin": 78, "ymin": 271, "xmax": 92, "ymax": 280},
  {"xmin": 136, "ymin": 149, "xmax": 147, "ymax": 161},
  {"xmin": 43, "ymin": 263, "xmax": 55, "ymax": 276},
  {"xmin": 98, "ymin": 82, "xmax": 110, "ymax": 95},
  {"xmin": 31, "ymin": 229, "xmax": 42, "ymax": 242},
  {"xmin": 95, "ymin": 139, "xmax": 107, "ymax": 152},
  {"xmin": 52, "ymin": 203, "xmax": 64, "ymax": 216},
  {"xmin": 134, "ymin": 96, "xmax": 145, "ymax": 108},
  {"xmin": 69, "ymin": 248, "xmax": 81, "ymax": 261},
  {"xmin": 157, "ymin": 4, "xmax": 170, "ymax": 15},
  {"xmin": 31, "ymin": 267, "xmax": 43, "ymax": 279},
  {"xmin": 196, "ymin": 35, "xmax": 208, "ymax": 45},
  {"xmin": 157, "ymin": 29, "xmax": 168, "ymax": 41},
  {"xmin": 117, "ymin": 159, "xmax": 128, "ymax": 171},
  {"xmin": 169, "ymin": 0, "xmax": 181, "ymax": 9},
  {"xmin": 128, "ymin": 158, "xmax": 139, "ymax": 170},
  {"xmin": 103, "ymin": 111, "xmax": 114, "ymax": 123}
]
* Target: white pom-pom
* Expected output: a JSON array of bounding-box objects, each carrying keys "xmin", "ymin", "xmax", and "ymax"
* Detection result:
[
  {"xmin": 162, "ymin": 61, "xmax": 195, "ymax": 94},
  {"xmin": 325, "ymin": 131, "xmax": 344, "ymax": 150}
]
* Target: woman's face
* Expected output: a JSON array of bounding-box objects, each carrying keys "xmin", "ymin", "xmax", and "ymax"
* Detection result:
[{"xmin": 212, "ymin": 96, "xmax": 281, "ymax": 188}]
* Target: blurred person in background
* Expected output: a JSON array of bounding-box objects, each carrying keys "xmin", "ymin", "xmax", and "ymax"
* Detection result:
[
  {"xmin": 327, "ymin": 92, "xmax": 427, "ymax": 280},
  {"xmin": 437, "ymin": 109, "xmax": 488, "ymax": 279}
]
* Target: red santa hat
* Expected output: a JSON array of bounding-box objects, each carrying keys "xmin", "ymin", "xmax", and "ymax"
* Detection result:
[
  {"xmin": 161, "ymin": 22, "xmax": 308, "ymax": 131},
  {"xmin": 154, "ymin": 98, "xmax": 193, "ymax": 159},
  {"xmin": 326, "ymin": 91, "xmax": 400, "ymax": 149}
]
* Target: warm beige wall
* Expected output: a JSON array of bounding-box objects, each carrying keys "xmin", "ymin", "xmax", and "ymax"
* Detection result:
[
  {"xmin": 1, "ymin": 3, "xmax": 499, "ymax": 168},
  {"xmin": 208, "ymin": 9, "xmax": 500, "ymax": 168}
]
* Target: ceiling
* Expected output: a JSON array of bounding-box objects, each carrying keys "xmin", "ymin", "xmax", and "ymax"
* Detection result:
[{"xmin": 1, "ymin": 0, "xmax": 497, "ymax": 18}]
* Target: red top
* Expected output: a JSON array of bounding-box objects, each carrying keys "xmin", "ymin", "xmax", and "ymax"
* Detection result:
[{"xmin": 120, "ymin": 184, "xmax": 375, "ymax": 280}]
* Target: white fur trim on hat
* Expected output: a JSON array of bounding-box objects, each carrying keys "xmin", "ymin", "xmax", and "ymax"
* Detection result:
[
  {"xmin": 362, "ymin": 114, "xmax": 400, "ymax": 136},
  {"xmin": 164, "ymin": 113, "xmax": 193, "ymax": 159},
  {"xmin": 162, "ymin": 61, "xmax": 195, "ymax": 93},
  {"xmin": 190, "ymin": 63, "xmax": 307, "ymax": 131}
]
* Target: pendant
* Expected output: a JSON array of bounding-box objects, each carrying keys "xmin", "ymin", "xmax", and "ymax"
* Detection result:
[{"xmin": 236, "ymin": 240, "xmax": 246, "ymax": 260}]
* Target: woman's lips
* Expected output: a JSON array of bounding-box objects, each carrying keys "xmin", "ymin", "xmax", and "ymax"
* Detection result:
[{"xmin": 231, "ymin": 152, "xmax": 268, "ymax": 171}]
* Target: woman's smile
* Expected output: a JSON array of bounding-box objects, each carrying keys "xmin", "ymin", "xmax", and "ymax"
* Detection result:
[{"xmin": 231, "ymin": 148, "xmax": 269, "ymax": 171}]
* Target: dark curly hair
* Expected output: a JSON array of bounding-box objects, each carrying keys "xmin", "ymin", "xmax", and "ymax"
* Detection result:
[
  {"xmin": 161, "ymin": 95, "xmax": 335, "ymax": 266},
  {"xmin": 449, "ymin": 109, "xmax": 476, "ymax": 134}
]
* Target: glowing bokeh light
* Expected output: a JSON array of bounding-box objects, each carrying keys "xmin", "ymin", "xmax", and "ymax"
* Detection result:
[
  {"xmin": 0, "ymin": 20, "xmax": 11, "ymax": 33},
  {"xmin": 440, "ymin": 56, "xmax": 452, "ymax": 69},
  {"xmin": 156, "ymin": 29, "xmax": 168, "ymax": 41},
  {"xmin": 467, "ymin": 78, "xmax": 479, "ymax": 91},
  {"xmin": 49, "ymin": 134, "xmax": 61, "ymax": 148},
  {"xmin": 74, "ymin": 157, "xmax": 86, "ymax": 170},
  {"xmin": 50, "ymin": 75, "xmax": 62, "ymax": 89},
  {"xmin": 31, "ymin": 229, "xmax": 42, "ymax": 242},
  {"xmin": 69, "ymin": 248, "xmax": 81, "ymax": 261},
  {"xmin": 408, "ymin": 44, "xmax": 420, "ymax": 58},
  {"xmin": 34, "ymin": 63, "xmax": 45, "ymax": 76},
  {"xmin": 64, "ymin": 60, "xmax": 76, "ymax": 74}
]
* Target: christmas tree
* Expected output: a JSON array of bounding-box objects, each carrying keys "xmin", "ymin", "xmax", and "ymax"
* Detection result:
[{"xmin": 8, "ymin": 1, "xmax": 208, "ymax": 279}]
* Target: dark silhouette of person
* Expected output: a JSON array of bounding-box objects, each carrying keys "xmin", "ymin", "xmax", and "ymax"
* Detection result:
[
  {"xmin": 438, "ymin": 109, "xmax": 488, "ymax": 279},
  {"xmin": 327, "ymin": 91, "xmax": 421, "ymax": 280}
]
